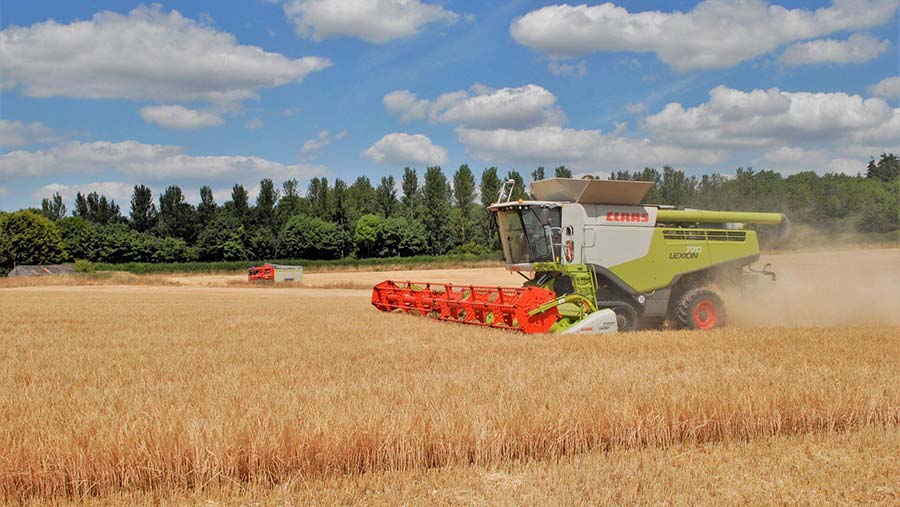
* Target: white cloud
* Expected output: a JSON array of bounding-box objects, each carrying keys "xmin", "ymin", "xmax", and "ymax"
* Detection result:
[
  {"xmin": 625, "ymin": 103, "xmax": 647, "ymax": 114},
  {"xmin": 0, "ymin": 140, "xmax": 327, "ymax": 181},
  {"xmin": 547, "ymin": 60, "xmax": 587, "ymax": 78},
  {"xmin": 283, "ymin": 0, "xmax": 458, "ymax": 43},
  {"xmin": 0, "ymin": 119, "xmax": 56, "ymax": 146},
  {"xmin": 299, "ymin": 129, "xmax": 345, "ymax": 160},
  {"xmin": 761, "ymin": 147, "xmax": 866, "ymax": 174},
  {"xmin": 778, "ymin": 33, "xmax": 890, "ymax": 66},
  {"xmin": 384, "ymin": 90, "xmax": 431, "ymax": 122},
  {"xmin": 245, "ymin": 117, "xmax": 264, "ymax": 131},
  {"xmin": 139, "ymin": 105, "xmax": 223, "ymax": 130},
  {"xmin": 383, "ymin": 84, "xmax": 565, "ymax": 129},
  {"xmin": 363, "ymin": 133, "xmax": 447, "ymax": 166},
  {"xmin": 33, "ymin": 182, "xmax": 135, "ymax": 204},
  {"xmin": 871, "ymin": 76, "xmax": 900, "ymax": 99},
  {"xmin": 644, "ymin": 85, "xmax": 896, "ymax": 148},
  {"xmin": 0, "ymin": 5, "xmax": 331, "ymax": 104},
  {"xmin": 510, "ymin": 0, "xmax": 899, "ymax": 71},
  {"xmin": 456, "ymin": 126, "xmax": 725, "ymax": 171}
]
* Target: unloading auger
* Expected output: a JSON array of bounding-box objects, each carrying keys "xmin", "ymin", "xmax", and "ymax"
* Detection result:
[{"xmin": 372, "ymin": 177, "xmax": 787, "ymax": 334}]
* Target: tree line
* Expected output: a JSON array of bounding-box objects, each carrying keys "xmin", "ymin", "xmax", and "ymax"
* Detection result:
[{"xmin": 1, "ymin": 154, "xmax": 897, "ymax": 272}]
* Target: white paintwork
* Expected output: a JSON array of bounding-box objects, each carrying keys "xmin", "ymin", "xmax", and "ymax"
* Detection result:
[
  {"xmin": 562, "ymin": 203, "xmax": 656, "ymax": 267},
  {"xmin": 273, "ymin": 266, "xmax": 303, "ymax": 282},
  {"xmin": 560, "ymin": 309, "xmax": 618, "ymax": 334}
]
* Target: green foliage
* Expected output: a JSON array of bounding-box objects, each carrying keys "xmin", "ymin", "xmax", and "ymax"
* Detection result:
[
  {"xmin": 74, "ymin": 192, "xmax": 122, "ymax": 224},
  {"xmin": 0, "ymin": 210, "xmax": 66, "ymax": 267},
  {"xmin": 95, "ymin": 223, "xmax": 152, "ymax": 263},
  {"xmin": 376, "ymin": 176, "xmax": 398, "ymax": 217},
  {"xmin": 480, "ymin": 167, "xmax": 501, "ymax": 208},
  {"xmin": 93, "ymin": 252, "xmax": 502, "ymax": 275},
  {"xmin": 401, "ymin": 167, "xmax": 419, "ymax": 216},
  {"xmin": 376, "ymin": 216, "xmax": 427, "ymax": 257},
  {"xmin": 154, "ymin": 237, "xmax": 190, "ymax": 263},
  {"xmin": 73, "ymin": 259, "xmax": 96, "ymax": 273},
  {"xmin": 226, "ymin": 184, "xmax": 251, "ymax": 225},
  {"xmin": 254, "ymin": 178, "xmax": 279, "ymax": 228},
  {"xmin": 867, "ymin": 153, "xmax": 899, "ymax": 182},
  {"xmin": 129, "ymin": 184, "xmax": 157, "ymax": 232},
  {"xmin": 196, "ymin": 213, "xmax": 245, "ymax": 262},
  {"xmin": 3, "ymin": 155, "xmax": 897, "ymax": 267},
  {"xmin": 274, "ymin": 179, "xmax": 309, "ymax": 227},
  {"xmin": 57, "ymin": 216, "xmax": 99, "ymax": 261},
  {"xmin": 453, "ymin": 164, "xmax": 477, "ymax": 243},
  {"xmin": 554, "ymin": 166, "xmax": 572, "ymax": 178},
  {"xmin": 347, "ymin": 176, "xmax": 377, "ymax": 225},
  {"xmin": 0, "ymin": 213, "xmax": 10, "ymax": 272},
  {"xmin": 422, "ymin": 166, "xmax": 453, "ymax": 255},
  {"xmin": 197, "ymin": 186, "xmax": 218, "ymax": 230},
  {"xmin": 40, "ymin": 193, "xmax": 66, "ymax": 221},
  {"xmin": 354, "ymin": 214, "xmax": 382, "ymax": 258},
  {"xmin": 280, "ymin": 214, "xmax": 342, "ymax": 260},
  {"xmin": 157, "ymin": 185, "xmax": 197, "ymax": 242},
  {"xmin": 451, "ymin": 241, "xmax": 492, "ymax": 256},
  {"xmin": 506, "ymin": 171, "xmax": 528, "ymax": 200},
  {"xmin": 307, "ymin": 177, "xmax": 330, "ymax": 220}
]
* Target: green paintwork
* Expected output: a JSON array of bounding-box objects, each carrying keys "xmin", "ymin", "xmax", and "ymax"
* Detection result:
[
  {"xmin": 656, "ymin": 209, "xmax": 784, "ymax": 225},
  {"xmin": 526, "ymin": 220, "xmax": 765, "ymax": 331},
  {"xmin": 530, "ymin": 262, "xmax": 599, "ymax": 332},
  {"xmin": 608, "ymin": 227, "xmax": 760, "ymax": 293}
]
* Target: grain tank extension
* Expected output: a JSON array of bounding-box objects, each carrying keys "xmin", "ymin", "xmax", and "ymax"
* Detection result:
[{"xmin": 372, "ymin": 178, "xmax": 787, "ymax": 333}]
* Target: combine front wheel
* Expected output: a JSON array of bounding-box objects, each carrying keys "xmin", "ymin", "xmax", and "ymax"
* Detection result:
[
  {"xmin": 611, "ymin": 303, "xmax": 639, "ymax": 332},
  {"xmin": 672, "ymin": 288, "xmax": 726, "ymax": 330}
]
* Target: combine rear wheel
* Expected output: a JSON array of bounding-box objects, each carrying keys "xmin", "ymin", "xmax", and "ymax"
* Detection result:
[{"xmin": 672, "ymin": 288, "xmax": 726, "ymax": 330}]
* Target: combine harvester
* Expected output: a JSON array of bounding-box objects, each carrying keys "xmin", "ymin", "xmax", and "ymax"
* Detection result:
[{"xmin": 372, "ymin": 178, "xmax": 786, "ymax": 334}]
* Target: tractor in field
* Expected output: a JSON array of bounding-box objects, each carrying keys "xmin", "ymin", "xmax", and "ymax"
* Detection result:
[{"xmin": 372, "ymin": 177, "xmax": 787, "ymax": 333}]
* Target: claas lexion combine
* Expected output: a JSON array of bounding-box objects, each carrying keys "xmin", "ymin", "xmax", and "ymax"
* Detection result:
[{"xmin": 372, "ymin": 177, "xmax": 787, "ymax": 334}]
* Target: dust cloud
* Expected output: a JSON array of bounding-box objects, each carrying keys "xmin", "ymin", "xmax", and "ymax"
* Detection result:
[{"xmin": 724, "ymin": 247, "xmax": 900, "ymax": 327}]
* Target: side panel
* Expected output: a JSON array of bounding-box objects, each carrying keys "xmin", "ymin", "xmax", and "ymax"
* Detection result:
[
  {"xmin": 608, "ymin": 228, "xmax": 760, "ymax": 293},
  {"xmin": 581, "ymin": 205, "xmax": 657, "ymax": 267}
]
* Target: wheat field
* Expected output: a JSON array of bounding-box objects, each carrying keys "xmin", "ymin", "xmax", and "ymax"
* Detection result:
[{"xmin": 2, "ymin": 268, "xmax": 899, "ymax": 504}]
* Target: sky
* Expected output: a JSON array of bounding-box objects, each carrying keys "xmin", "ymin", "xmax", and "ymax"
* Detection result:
[{"xmin": 1, "ymin": 0, "xmax": 898, "ymax": 211}]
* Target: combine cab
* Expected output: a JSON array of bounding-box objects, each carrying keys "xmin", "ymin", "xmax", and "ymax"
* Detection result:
[{"xmin": 372, "ymin": 177, "xmax": 786, "ymax": 334}]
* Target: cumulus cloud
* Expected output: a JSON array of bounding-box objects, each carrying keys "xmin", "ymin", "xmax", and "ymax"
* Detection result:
[
  {"xmin": 778, "ymin": 33, "xmax": 890, "ymax": 66},
  {"xmin": 871, "ymin": 76, "xmax": 900, "ymax": 99},
  {"xmin": 0, "ymin": 140, "xmax": 327, "ymax": 181},
  {"xmin": 0, "ymin": 5, "xmax": 331, "ymax": 104},
  {"xmin": 383, "ymin": 84, "xmax": 565, "ymax": 129},
  {"xmin": 761, "ymin": 147, "xmax": 866, "ymax": 174},
  {"xmin": 33, "ymin": 182, "xmax": 135, "ymax": 204},
  {"xmin": 644, "ymin": 85, "xmax": 896, "ymax": 148},
  {"xmin": 510, "ymin": 0, "xmax": 899, "ymax": 71},
  {"xmin": 283, "ymin": 0, "xmax": 458, "ymax": 43},
  {"xmin": 384, "ymin": 90, "xmax": 431, "ymax": 122},
  {"xmin": 0, "ymin": 119, "xmax": 56, "ymax": 146},
  {"xmin": 363, "ymin": 133, "xmax": 447, "ymax": 166},
  {"xmin": 456, "ymin": 126, "xmax": 726, "ymax": 171},
  {"xmin": 139, "ymin": 105, "xmax": 224, "ymax": 130}
]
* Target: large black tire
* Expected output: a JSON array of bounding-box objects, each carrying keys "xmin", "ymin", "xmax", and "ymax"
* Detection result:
[
  {"xmin": 672, "ymin": 288, "xmax": 726, "ymax": 330},
  {"xmin": 610, "ymin": 303, "xmax": 639, "ymax": 332}
]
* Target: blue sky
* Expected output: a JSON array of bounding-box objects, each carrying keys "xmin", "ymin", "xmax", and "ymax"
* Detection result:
[{"xmin": 1, "ymin": 0, "xmax": 898, "ymax": 211}]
